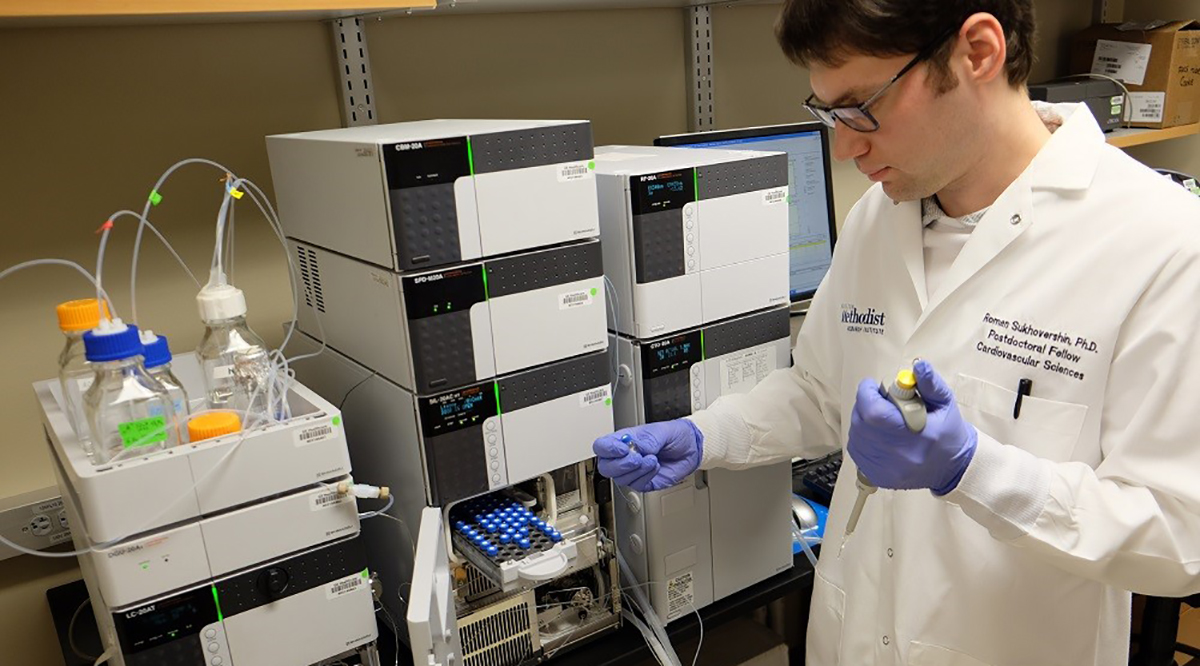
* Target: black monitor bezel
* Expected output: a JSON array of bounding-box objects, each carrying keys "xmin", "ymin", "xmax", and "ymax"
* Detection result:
[{"xmin": 654, "ymin": 121, "xmax": 838, "ymax": 306}]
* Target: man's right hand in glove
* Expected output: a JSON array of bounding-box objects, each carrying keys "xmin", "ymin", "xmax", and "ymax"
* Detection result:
[{"xmin": 592, "ymin": 419, "xmax": 704, "ymax": 492}]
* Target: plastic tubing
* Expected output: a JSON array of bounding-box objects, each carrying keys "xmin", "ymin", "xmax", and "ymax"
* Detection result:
[
  {"xmin": 95, "ymin": 210, "xmax": 201, "ymax": 321},
  {"xmin": 618, "ymin": 550, "xmax": 684, "ymax": 665},
  {"xmin": 798, "ymin": 528, "xmax": 819, "ymax": 568},
  {"xmin": 359, "ymin": 494, "xmax": 396, "ymax": 520},
  {"xmin": 131, "ymin": 158, "xmax": 238, "ymax": 324},
  {"xmin": 2, "ymin": 259, "xmax": 116, "ymax": 320},
  {"xmin": 603, "ymin": 275, "xmax": 620, "ymax": 390}
]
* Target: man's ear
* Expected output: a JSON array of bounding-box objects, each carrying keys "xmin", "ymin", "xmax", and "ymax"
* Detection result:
[{"xmin": 958, "ymin": 12, "xmax": 1007, "ymax": 85}]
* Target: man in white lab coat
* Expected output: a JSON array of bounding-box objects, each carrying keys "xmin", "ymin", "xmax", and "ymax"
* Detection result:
[{"xmin": 593, "ymin": 1, "xmax": 1200, "ymax": 664}]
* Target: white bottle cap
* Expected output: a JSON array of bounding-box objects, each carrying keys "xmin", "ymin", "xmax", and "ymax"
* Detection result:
[{"xmin": 196, "ymin": 284, "xmax": 248, "ymax": 323}]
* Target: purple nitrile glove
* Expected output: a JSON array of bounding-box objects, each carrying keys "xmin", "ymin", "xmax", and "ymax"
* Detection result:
[
  {"xmin": 592, "ymin": 419, "xmax": 704, "ymax": 492},
  {"xmin": 846, "ymin": 360, "xmax": 977, "ymax": 495}
]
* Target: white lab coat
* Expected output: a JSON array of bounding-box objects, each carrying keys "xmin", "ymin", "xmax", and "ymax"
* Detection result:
[{"xmin": 688, "ymin": 103, "xmax": 1200, "ymax": 666}]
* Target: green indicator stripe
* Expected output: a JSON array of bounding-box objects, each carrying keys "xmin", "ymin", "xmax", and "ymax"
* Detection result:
[
  {"xmin": 693, "ymin": 168, "xmax": 699, "ymax": 201},
  {"xmin": 700, "ymin": 330, "xmax": 706, "ymax": 361},
  {"xmin": 467, "ymin": 136, "xmax": 476, "ymax": 176},
  {"xmin": 494, "ymin": 382, "xmax": 502, "ymax": 416},
  {"xmin": 481, "ymin": 265, "xmax": 490, "ymax": 300},
  {"xmin": 211, "ymin": 586, "xmax": 224, "ymax": 623}
]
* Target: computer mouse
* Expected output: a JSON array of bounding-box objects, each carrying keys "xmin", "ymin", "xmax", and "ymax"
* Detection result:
[{"xmin": 791, "ymin": 494, "xmax": 819, "ymax": 531}]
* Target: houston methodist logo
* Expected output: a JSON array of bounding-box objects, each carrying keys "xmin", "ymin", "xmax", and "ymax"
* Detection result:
[{"xmin": 841, "ymin": 303, "xmax": 887, "ymax": 335}]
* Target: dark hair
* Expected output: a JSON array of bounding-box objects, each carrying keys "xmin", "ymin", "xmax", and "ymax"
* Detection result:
[{"xmin": 775, "ymin": 0, "xmax": 1036, "ymax": 90}]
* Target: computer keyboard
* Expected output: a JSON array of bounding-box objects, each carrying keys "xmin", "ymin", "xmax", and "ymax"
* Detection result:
[{"xmin": 792, "ymin": 450, "xmax": 843, "ymax": 505}]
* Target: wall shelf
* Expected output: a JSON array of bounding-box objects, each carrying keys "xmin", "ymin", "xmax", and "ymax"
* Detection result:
[
  {"xmin": 0, "ymin": 0, "xmax": 771, "ymax": 26},
  {"xmin": 0, "ymin": 0, "xmax": 434, "ymax": 25},
  {"xmin": 1106, "ymin": 123, "xmax": 1200, "ymax": 149}
]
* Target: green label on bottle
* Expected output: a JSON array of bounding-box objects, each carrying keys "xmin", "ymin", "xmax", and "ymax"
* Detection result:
[{"xmin": 118, "ymin": 417, "xmax": 168, "ymax": 448}]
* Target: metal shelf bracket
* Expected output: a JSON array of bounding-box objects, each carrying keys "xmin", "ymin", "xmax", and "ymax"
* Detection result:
[
  {"xmin": 686, "ymin": 5, "xmax": 716, "ymax": 132},
  {"xmin": 331, "ymin": 17, "xmax": 379, "ymax": 127}
]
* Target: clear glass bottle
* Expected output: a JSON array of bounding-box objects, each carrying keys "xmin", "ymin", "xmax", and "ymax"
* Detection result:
[
  {"xmin": 140, "ymin": 330, "xmax": 191, "ymax": 429},
  {"xmin": 56, "ymin": 299, "xmax": 109, "ymax": 454},
  {"xmin": 195, "ymin": 284, "xmax": 272, "ymax": 425},
  {"xmin": 82, "ymin": 321, "xmax": 179, "ymax": 465}
]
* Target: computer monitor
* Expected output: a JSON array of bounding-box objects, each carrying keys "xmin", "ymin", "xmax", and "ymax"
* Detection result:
[{"xmin": 655, "ymin": 122, "xmax": 837, "ymax": 314}]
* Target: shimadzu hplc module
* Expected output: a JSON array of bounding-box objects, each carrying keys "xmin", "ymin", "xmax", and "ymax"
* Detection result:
[{"xmin": 268, "ymin": 119, "xmax": 599, "ymax": 272}]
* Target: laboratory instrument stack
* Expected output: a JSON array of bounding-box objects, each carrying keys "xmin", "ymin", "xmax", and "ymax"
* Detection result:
[
  {"xmin": 36, "ymin": 349, "xmax": 379, "ymax": 666},
  {"xmin": 593, "ymin": 145, "xmax": 796, "ymax": 623},
  {"xmin": 269, "ymin": 120, "xmax": 621, "ymax": 666}
]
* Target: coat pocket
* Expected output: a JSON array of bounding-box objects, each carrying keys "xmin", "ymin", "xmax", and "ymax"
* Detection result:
[
  {"xmin": 955, "ymin": 373, "xmax": 1088, "ymax": 462},
  {"xmin": 806, "ymin": 570, "xmax": 846, "ymax": 666}
]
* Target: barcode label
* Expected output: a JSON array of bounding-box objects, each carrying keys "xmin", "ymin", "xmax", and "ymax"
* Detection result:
[
  {"xmin": 558, "ymin": 161, "xmax": 593, "ymax": 182},
  {"xmin": 666, "ymin": 571, "xmax": 695, "ymax": 621},
  {"xmin": 1090, "ymin": 39, "xmax": 1152, "ymax": 85},
  {"xmin": 311, "ymin": 490, "xmax": 352, "ymax": 511},
  {"xmin": 1125, "ymin": 92, "xmax": 1166, "ymax": 123},
  {"xmin": 294, "ymin": 421, "xmax": 337, "ymax": 447},
  {"xmin": 326, "ymin": 572, "xmax": 368, "ymax": 600},
  {"xmin": 763, "ymin": 187, "xmax": 788, "ymax": 206},
  {"xmin": 559, "ymin": 289, "xmax": 595, "ymax": 310},
  {"xmin": 580, "ymin": 385, "xmax": 611, "ymax": 407}
]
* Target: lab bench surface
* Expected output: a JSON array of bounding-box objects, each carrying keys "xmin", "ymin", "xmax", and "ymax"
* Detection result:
[
  {"xmin": 379, "ymin": 551, "xmax": 815, "ymax": 666},
  {"xmin": 550, "ymin": 552, "xmax": 814, "ymax": 666}
]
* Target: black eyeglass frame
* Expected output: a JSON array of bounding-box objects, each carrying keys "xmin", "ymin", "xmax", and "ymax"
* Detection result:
[{"xmin": 803, "ymin": 22, "xmax": 963, "ymax": 133}]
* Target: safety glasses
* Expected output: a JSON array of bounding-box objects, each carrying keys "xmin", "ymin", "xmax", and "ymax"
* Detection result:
[{"xmin": 803, "ymin": 23, "xmax": 961, "ymax": 133}]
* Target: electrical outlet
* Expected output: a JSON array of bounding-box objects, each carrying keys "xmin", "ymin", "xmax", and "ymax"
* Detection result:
[{"xmin": 0, "ymin": 487, "xmax": 73, "ymax": 561}]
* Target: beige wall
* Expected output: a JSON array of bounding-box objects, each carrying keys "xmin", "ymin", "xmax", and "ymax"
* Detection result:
[
  {"xmin": 0, "ymin": 19, "xmax": 341, "ymax": 663},
  {"xmin": 0, "ymin": 1, "xmax": 1192, "ymax": 662},
  {"xmin": 366, "ymin": 8, "xmax": 688, "ymax": 144}
]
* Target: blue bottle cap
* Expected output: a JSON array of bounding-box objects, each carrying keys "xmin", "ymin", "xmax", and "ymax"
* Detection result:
[
  {"xmin": 140, "ymin": 333, "xmax": 174, "ymax": 369},
  {"xmin": 518, "ymin": 527, "xmax": 529, "ymax": 537},
  {"xmin": 505, "ymin": 527, "xmax": 516, "ymax": 535},
  {"xmin": 499, "ymin": 533, "xmax": 512, "ymax": 544},
  {"xmin": 486, "ymin": 545, "xmax": 499, "ymax": 557},
  {"xmin": 550, "ymin": 531, "xmax": 563, "ymax": 542},
  {"xmin": 83, "ymin": 323, "xmax": 143, "ymax": 363},
  {"xmin": 486, "ymin": 523, "xmax": 499, "ymax": 533},
  {"xmin": 518, "ymin": 538, "xmax": 531, "ymax": 549}
]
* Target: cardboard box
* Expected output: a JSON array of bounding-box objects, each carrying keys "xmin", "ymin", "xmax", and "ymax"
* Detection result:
[{"xmin": 1070, "ymin": 20, "xmax": 1200, "ymax": 129}]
